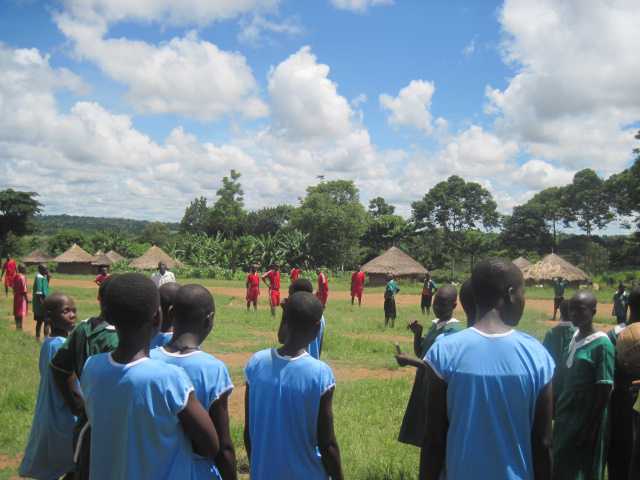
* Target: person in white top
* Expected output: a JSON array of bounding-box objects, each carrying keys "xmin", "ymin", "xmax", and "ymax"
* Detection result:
[{"xmin": 151, "ymin": 262, "xmax": 176, "ymax": 288}]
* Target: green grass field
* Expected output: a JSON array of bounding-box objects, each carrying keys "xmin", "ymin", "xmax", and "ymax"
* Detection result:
[{"xmin": 0, "ymin": 275, "xmax": 618, "ymax": 479}]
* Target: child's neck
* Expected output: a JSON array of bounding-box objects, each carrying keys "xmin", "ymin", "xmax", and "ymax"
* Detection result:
[
  {"xmin": 50, "ymin": 327, "xmax": 69, "ymax": 338},
  {"xmin": 436, "ymin": 315, "xmax": 452, "ymax": 324},
  {"xmin": 577, "ymin": 323, "xmax": 595, "ymax": 339},
  {"xmin": 277, "ymin": 342, "xmax": 307, "ymax": 358},
  {"xmin": 166, "ymin": 332, "xmax": 201, "ymax": 353},
  {"xmin": 474, "ymin": 308, "xmax": 511, "ymax": 334},
  {"xmin": 112, "ymin": 332, "xmax": 149, "ymax": 364}
]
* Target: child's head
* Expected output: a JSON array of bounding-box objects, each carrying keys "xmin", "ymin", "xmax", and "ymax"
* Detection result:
[
  {"xmin": 459, "ymin": 279, "xmax": 476, "ymax": 326},
  {"xmin": 289, "ymin": 278, "xmax": 313, "ymax": 296},
  {"xmin": 568, "ymin": 291, "xmax": 597, "ymax": 329},
  {"xmin": 249, "ymin": 265, "xmax": 256, "ymax": 274},
  {"xmin": 628, "ymin": 287, "xmax": 640, "ymax": 323},
  {"xmin": 158, "ymin": 262, "xmax": 167, "ymax": 274},
  {"xmin": 158, "ymin": 282, "xmax": 181, "ymax": 332},
  {"xmin": 433, "ymin": 285, "xmax": 457, "ymax": 321},
  {"xmin": 559, "ymin": 299, "xmax": 570, "ymax": 322},
  {"xmin": 271, "ymin": 264, "xmax": 279, "ymax": 271},
  {"xmin": 17, "ymin": 264, "xmax": 26, "ymax": 274},
  {"xmin": 45, "ymin": 293, "xmax": 77, "ymax": 333},
  {"xmin": 281, "ymin": 292, "xmax": 322, "ymax": 347},
  {"xmin": 471, "ymin": 258, "xmax": 525, "ymax": 326},
  {"xmin": 618, "ymin": 283, "xmax": 626, "ymax": 294},
  {"xmin": 104, "ymin": 273, "xmax": 160, "ymax": 339},
  {"xmin": 171, "ymin": 284, "xmax": 215, "ymax": 344},
  {"xmin": 37, "ymin": 264, "xmax": 47, "ymax": 275},
  {"xmin": 98, "ymin": 266, "xmax": 108, "ymax": 276}
]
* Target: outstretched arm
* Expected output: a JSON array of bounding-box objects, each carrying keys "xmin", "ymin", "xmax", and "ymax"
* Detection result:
[
  {"xmin": 531, "ymin": 382, "xmax": 553, "ymax": 480},
  {"xmin": 420, "ymin": 365, "xmax": 447, "ymax": 480},
  {"xmin": 210, "ymin": 391, "xmax": 237, "ymax": 480},
  {"xmin": 318, "ymin": 387, "xmax": 343, "ymax": 480},
  {"xmin": 178, "ymin": 391, "xmax": 219, "ymax": 459}
]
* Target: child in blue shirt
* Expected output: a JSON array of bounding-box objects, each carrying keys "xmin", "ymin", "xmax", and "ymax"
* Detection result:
[
  {"xmin": 281, "ymin": 279, "xmax": 326, "ymax": 359},
  {"xmin": 151, "ymin": 284, "xmax": 236, "ymax": 479},
  {"xmin": 245, "ymin": 291, "xmax": 343, "ymax": 480},
  {"xmin": 80, "ymin": 273, "xmax": 219, "ymax": 480},
  {"xmin": 150, "ymin": 281, "xmax": 180, "ymax": 349},
  {"xmin": 19, "ymin": 293, "xmax": 78, "ymax": 479}
]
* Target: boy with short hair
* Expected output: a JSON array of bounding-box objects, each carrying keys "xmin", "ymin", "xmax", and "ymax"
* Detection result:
[
  {"xmin": 396, "ymin": 285, "xmax": 462, "ymax": 447},
  {"xmin": 150, "ymin": 281, "xmax": 180, "ymax": 349},
  {"xmin": 421, "ymin": 273, "xmax": 437, "ymax": 315},
  {"xmin": 50, "ymin": 276, "xmax": 119, "ymax": 480},
  {"xmin": 19, "ymin": 293, "xmax": 77, "ymax": 480},
  {"xmin": 612, "ymin": 283, "xmax": 629, "ymax": 325},
  {"xmin": 422, "ymin": 258, "xmax": 555, "ymax": 480},
  {"xmin": 81, "ymin": 273, "xmax": 219, "ymax": 479},
  {"xmin": 151, "ymin": 284, "xmax": 236, "ymax": 479},
  {"xmin": 458, "ymin": 278, "xmax": 476, "ymax": 326},
  {"xmin": 244, "ymin": 292, "xmax": 343, "ymax": 479},
  {"xmin": 350, "ymin": 267, "xmax": 365, "ymax": 307},
  {"xmin": 384, "ymin": 275, "xmax": 400, "ymax": 327},
  {"xmin": 246, "ymin": 266, "xmax": 260, "ymax": 312},
  {"xmin": 290, "ymin": 265, "xmax": 302, "ymax": 283},
  {"xmin": 283, "ymin": 278, "xmax": 326, "ymax": 359},
  {"xmin": 552, "ymin": 276, "xmax": 567, "ymax": 320},
  {"xmin": 94, "ymin": 266, "xmax": 109, "ymax": 286},
  {"xmin": 542, "ymin": 299, "xmax": 576, "ymax": 409},
  {"xmin": 552, "ymin": 291, "xmax": 614, "ymax": 480},
  {"xmin": 261, "ymin": 264, "xmax": 281, "ymax": 317},
  {"xmin": 33, "ymin": 264, "xmax": 50, "ymax": 339}
]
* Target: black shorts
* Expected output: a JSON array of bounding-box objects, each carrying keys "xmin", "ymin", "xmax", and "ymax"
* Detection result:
[
  {"xmin": 421, "ymin": 294, "xmax": 432, "ymax": 309},
  {"xmin": 384, "ymin": 298, "xmax": 397, "ymax": 319},
  {"xmin": 554, "ymin": 296, "xmax": 564, "ymax": 310}
]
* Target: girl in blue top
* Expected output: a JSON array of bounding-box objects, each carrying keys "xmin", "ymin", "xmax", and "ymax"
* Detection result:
[{"xmin": 19, "ymin": 293, "xmax": 77, "ymax": 480}]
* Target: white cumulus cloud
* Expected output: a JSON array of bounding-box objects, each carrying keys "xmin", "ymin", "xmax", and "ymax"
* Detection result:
[
  {"xmin": 380, "ymin": 80, "xmax": 445, "ymax": 135},
  {"xmin": 330, "ymin": 0, "xmax": 393, "ymax": 13}
]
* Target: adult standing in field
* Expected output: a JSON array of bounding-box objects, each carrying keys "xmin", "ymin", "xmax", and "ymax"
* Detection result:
[
  {"xmin": 1, "ymin": 255, "xmax": 17, "ymax": 296},
  {"xmin": 421, "ymin": 258, "xmax": 554, "ymax": 480},
  {"xmin": 13, "ymin": 264, "xmax": 29, "ymax": 331},
  {"xmin": 350, "ymin": 267, "xmax": 365, "ymax": 307},
  {"xmin": 262, "ymin": 264, "xmax": 281, "ymax": 317},
  {"xmin": 151, "ymin": 261, "xmax": 175, "ymax": 288},
  {"xmin": 290, "ymin": 265, "xmax": 302, "ymax": 283},
  {"xmin": 33, "ymin": 264, "xmax": 50, "ymax": 339},
  {"xmin": 316, "ymin": 268, "xmax": 329, "ymax": 308},
  {"xmin": 612, "ymin": 283, "xmax": 629, "ymax": 325},
  {"xmin": 384, "ymin": 275, "xmax": 400, "ymax": 328},
  {"xmin": 246, "ymin": 265, "xmax": 261, "ymax": 312},
  {"xmin": 552, "ymin": 276, "xmax": 568, "ymax": 320},
  {"xmin": 94, "ymin": 266, "xmax": 110, "ymax": 287},
  {"xmin": 421, "ymin": 273, "xmax": 437, "ymax": 316}
]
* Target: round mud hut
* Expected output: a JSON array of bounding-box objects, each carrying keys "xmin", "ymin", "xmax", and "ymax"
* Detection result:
[
  {"xmin": 361, "ymin": 246, "xmax": 428, "ymax": 286},
  {"xmin": 53, "ymin": 244, "xmax": 96, "ymax": 275},
  {"xmin": 522, "ymin": 253, "xmax": 590, "ymax": 286},
  {"xmin": 22, "ymin": 249, "xmax": 53, "ymax": 267},
  {"xmin": 129, "ymin": 245, "xmax": 183, "ymax": 270}
]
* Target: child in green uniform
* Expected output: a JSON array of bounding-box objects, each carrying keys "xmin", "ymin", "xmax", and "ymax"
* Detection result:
[
  {"xmin": 50, "ymin": 276, "xmax": 119, "ymax": 480},
  {"xmin": 552, "ymin": 291, "xmax": 615, "ymax": 480},
  {"xmin": 32, "ymin": 264, "xmax": 50, "ymax": 339},
  {"xmin": 543, "ymin": 300, "xmax": 576, "ymax": 410},
  {"xmin": 396, "ymin": 285, "xmax": 462, "ymax": 446},
  {"xmin": 384, "ymin": 275, "xmax": 400, "ymax": 327}
]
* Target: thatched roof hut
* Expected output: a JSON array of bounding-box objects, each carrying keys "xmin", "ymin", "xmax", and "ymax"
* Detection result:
[
  {"xmin": 361, "ymin": 246, "xmax": 428, "ymax": 286},
  {"xmin": 54, "ymin": 244, "xmax": 95, "ymax": 274},
  {"xmin": 523, "ymin": 253, "xmax": 590, "ymax": 284},
  {"xmin": 512, "ymin": 257, "xmax": 531, "ymax": 272},
  {"xmin": 106, "ymin": 250, "xmax": 125, "ymax": 263},
  {"xmin": 129, "ymin": 246, "xmax": 182, "ymax": 270},
  {"xmin": 22, "ymin": 249, "xmax": 53, "ymax": 266},
  {"xmin": 94, "ymin": 249, "xmax": 104, "ymax": 257},
  {"xmin": 92, "ymin": 250, "xmax": 126, "ymax": 268}
]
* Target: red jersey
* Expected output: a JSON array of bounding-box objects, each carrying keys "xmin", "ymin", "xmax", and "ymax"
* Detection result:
[
  {"xmin": 264, "ymin": 270, "xmax": 281, "ymax": 290},
  {"xmin": 247, "ymin": 273, "xmax": 260, "ymax": 288},
  {"xmin": 317, "ymin": 272, "xmax": 328, "ymax": 293},
  {"xmin": 351, "ymin": 271, "xmax": 365, "ymax": 288},
  {"xmin": 290, "ymin": 268, "xmax": 302, "ymax": 282},
  {"xmin": 95, "ymin": 273, "xmax": 110, "ymax": 285}
]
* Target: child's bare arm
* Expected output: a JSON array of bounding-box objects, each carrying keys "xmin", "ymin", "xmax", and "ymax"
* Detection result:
[
  {"xmin": 395, "ymin": 354, "xmax": 427, "ymax": 370},
  {"xmin": 420, "ymin": 366, "xmax": 447, "ymax": 480},
  {"xmin": 51, "ymin": 365, "xmax": 84, "ymax": 415},
  {"xmin": 408, "ymin": 320, "xmax": 424, "ymax": 357},
  {"xmin": 210, "ymin": 391, "xmax": 237, "ymax": 480},
  {"xmin": 531, "ymin": 382, "xmax": 553, "ymax": 480},
  {"xmin": 243, "ymin": 384, "xmax": 251, "ymax": 461},
  {"xmin": 317, "ymin": 387, "xmax": 343, "ymax": 480},
  {"xmin": 178, "ymin": 391, "xmax": 219, "ymax": 459}
]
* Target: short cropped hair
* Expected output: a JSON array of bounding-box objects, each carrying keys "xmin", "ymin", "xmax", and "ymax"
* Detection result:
[
  {"xmin": 289, "ymin": 278, "xmax": 313, "ymax": 295},
  {"xmin": 104, "ymin": 273, "xmax": 159, "ymax": 328},
  {"xmin": 172, "ymin": 284, "xmax": 214, "ymax": 325},
  {"xmin": 286, "ymin": 291, "xmax": 323, "ymax": 331},
  {"xmin": 471, "ymin": 258, "xmax": 523, "ymax": 309},
  {"xmin": 159, "ymin": 282, "xmax": 181, "ymax": 313}
]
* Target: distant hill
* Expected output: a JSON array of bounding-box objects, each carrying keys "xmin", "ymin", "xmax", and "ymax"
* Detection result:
[{"xmin": 34, "ymin": 215, "xmax": 179, "ymax": 235}]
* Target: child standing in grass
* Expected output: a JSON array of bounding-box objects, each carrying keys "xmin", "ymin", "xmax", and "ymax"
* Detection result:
[
  {"xmin": 19, "ymin": 293, "xmax": 77, "ymax": 480},
  {"xmin": 32, "ymin": 264, "xmax": 50, "ymax": 340},
  {"xmin": 81, "ymin": 273, "xmax": 219, "ymax": 479},
  {"xmin": 13, "ymin": 264, "xmax": 28, "ymax": 331},
  {"xmin": 246, "ymin": 266, "xmax": 260, "ymax": 312},
  {"xmin": 244, "ymin": 291, "xmax": 342, "ymax": 479},
  {"xmin": 396, "ymin": 285, "xmax": 461, "ymax": 447},
  {"xmin": 384, "ymin": 275, "xmax": 400, "ymax": 327},
  {"xmin": 552, "ymin": 291, "xmax": 614, "ymax": 480},
  {"xmin": 151, "ymin": 284, "xmax": 236, "ymax": 480},
  {"xmin": 262, "ymin": 264, "xmax": 281, "ymax": 317},
  {"xmin": 421, "ymin": 273, "xmax": 437, "ymax": 316},
  {"xmin": 150, "ymin": 281, "xmax": 180, "ymax": 349},
  {"xmin": 543, "ymin": 300, "xmax": 576, "ymax": 410}
]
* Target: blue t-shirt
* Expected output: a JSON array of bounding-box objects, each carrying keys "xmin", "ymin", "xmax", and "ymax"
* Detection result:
[
  {"xmin": 425, "ymin": 328, "xmax": 555, "ymax": 480},
  {"xmin": 151, "ymin": 347, "xmax": 234, "ymax": 480},
  {"xmin": 307, "ymin": 316, "xmax": 326, "ymax": 360},
  {"xmin": 19, "ymin": 336, "xmax": 77, "ymax": 479},
  {"xmin": 245, "ymin": 348, "xmax": 335, "ymax": 480},
  {"xmin": 150, "ymin": 331, "xmax": 173, "ymax": 349},
  {"xmin": 80, "ymin": 353, "xmax": 195, "ymax": 480}
]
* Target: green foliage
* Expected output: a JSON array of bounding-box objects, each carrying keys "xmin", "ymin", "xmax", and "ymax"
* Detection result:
[
  {"xmin": 524, "ymin": 186, "xmax": 573, "ymax": 249},
  {"xmin": 0, "ymin": 189, "xmax": 41, "ymax": 255},
  {"xmin": 208, "ymin": 169, "xmax": 246, "ymax": 237},
  {"xmin": 368, "ymin": 196, "xmax": 396, "ymax": 217},
  {"xmin": 292, "ymin": 180, "xmax": 368, "ymax": 268},
  {"xmin": 138, "ymin": 222, "xmax": 171, "ymax": 247},
  {"xmin": 500, "ymin": 203, "xmax": 553, "ymax": 256},
  {"xmin": 180, "ymin": 196, "xmax": 209, "ymax": 234},
  {"xmin": 362, "ymin": 213, "xmax": 410, "ymax": 258},
  {"xmin": 47, "ymin": 229, "xmax": 88, "ymax": 256},
  {"xmin": 33, "ymin": 214, "xmax": 177, "ymax": 235},
  {"xmin": 244, "ymin": 205, "xmax": 294, "ymax": 236},
  {"xmin": 564, "ymin": 169, "xmax": 614, "ymax": 236},
  {"xmin": 606, "ymin": 130, "xmax": 640, "ymax": 228}
]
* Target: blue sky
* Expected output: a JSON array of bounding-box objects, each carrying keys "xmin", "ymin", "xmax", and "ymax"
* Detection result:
[{"xmin": 0, "ymin": 0, "xmax": 638, "ymax": 230}]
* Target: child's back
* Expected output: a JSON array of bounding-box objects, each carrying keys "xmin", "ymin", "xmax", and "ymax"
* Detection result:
[
  {"xmin": 20, "ymin": 336, "xmax": 77, "ymax": 479},
  {"xmin": 245, "ymin": 348, "xmax": 335, "ymax": 479},
  {"xmin": 81, "ymin": 352, "xmax": 195, "ymax": 479},
  {"xmin": 151, "ymin": 346, "xmax": 233, "ymax": 478}
]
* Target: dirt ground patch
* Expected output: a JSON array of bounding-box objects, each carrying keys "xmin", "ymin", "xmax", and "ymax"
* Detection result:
[{"xmin": 0, "ymin": 454, "xmax": 20, "ymax": 469}]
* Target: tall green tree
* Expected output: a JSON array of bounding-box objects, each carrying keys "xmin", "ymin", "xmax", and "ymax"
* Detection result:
[
  {"xmin": 606, "ymin": 130, "xmax": 640, "ymax": 228},
  {"xmin": 180, "ymin": 197, "xmax": 209, "ymax": 233},
  {"xmin": 500, "ymin": 204, "xmax": 553, "ymax": 256},
  {"xmin": 208, "ymin": 170, "xmax": 247, "ymax": 237},
  {"xmin": 245, "ymin": 205, "xmax": 294, "ymax": 236},
  {"xmin": 368, "ymin": 197, "xmax": 396, "ymax": 217},
  {"xmin": 0, "ymin": 189, "xmax": 41, "ymax": 255},
  {"xmin": 525, "ymin": 186, "xmax": 573, "ymax": 251},
  {"xmin": 564, "ymin": 169, "xmax": 613, "ymax": 236},
  {"xmin": 411, "ymin": 175, "xmax": 499, "ymax": 274},
  {"xmin": 291, "ymin": 180, "xmax": 367, "ymax": 268},
  {"xmin": 139, "ymin": 222, "xmax": 171, "ymax": 247}
]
